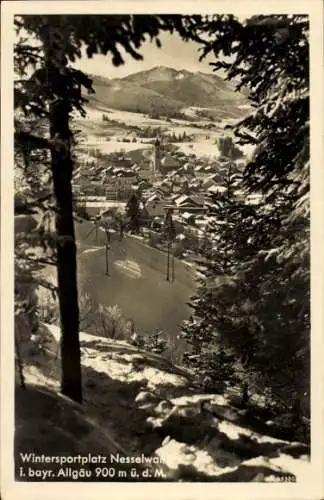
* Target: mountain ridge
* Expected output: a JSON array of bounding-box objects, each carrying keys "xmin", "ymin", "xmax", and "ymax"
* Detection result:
[{"xmin": 86, "ymin": 65, "xmax": 249, "ymax": 119}]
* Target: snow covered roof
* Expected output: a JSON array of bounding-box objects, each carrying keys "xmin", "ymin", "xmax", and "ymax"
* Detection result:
[
  {"xmin": 181, "ymin": 212, "xmax": 195, "ymax": 220},
  {"xmin": 205, "ymin": 173, "xmax": 218, "ymax": 181},
  {"xmin": 207, "ymin": 185, "xmax": 227, "ymax": 194},
  {"xmin": 174, "ymin": 194, "xmax": 189, "ymax": 206},
  {"xmin": 195, "ymin": 218, "xmax": 208, "ymax": 226},
  {"xmin": 161, "ymin": 155, "xmax": 179, "ymax": 168},
  {"xmin": 147, "ymin": 193, "xmax": 161, "ymax": 203}
]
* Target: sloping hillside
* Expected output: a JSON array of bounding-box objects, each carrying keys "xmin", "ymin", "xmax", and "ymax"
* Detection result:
[
  {"xmin": 75, "ymin": 221, "xmax": 196, "ymax": 358},
  {"xmin": 89, "ymin": 75, "xmax": 184, "ymax": 116},
  {"xmin": 115, "ymin": 66, "xmax": 187, "ymax": 85},
  {"xmin": 16, "ymin": 215, "xmax": 196, "ymax": 358},
  {"xmin": 87, "ymin": 66, "xmax": 249, "ymax": 119},
  {"xmin": 15, "ymin": 324, "xmax": 310, "ymax": 482},
  {"xmin": 140, "ymin": 70, "xmax": 245, "ymax": 108}
]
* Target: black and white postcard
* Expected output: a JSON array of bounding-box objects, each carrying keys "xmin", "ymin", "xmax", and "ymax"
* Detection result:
[{"xmin": 1, "ymin": 1, "xmax": 323, "ymax": 499}]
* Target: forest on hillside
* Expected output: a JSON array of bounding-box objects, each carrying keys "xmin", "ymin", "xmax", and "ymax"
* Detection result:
[{"xmin": 13, "ymin": 13, "xmax": 310, "ymax": 474}]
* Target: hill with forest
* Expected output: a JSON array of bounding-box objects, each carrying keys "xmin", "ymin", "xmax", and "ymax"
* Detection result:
[{"xmin": 86, "ymin": 66, "xmax": 249, "ymax": 120}]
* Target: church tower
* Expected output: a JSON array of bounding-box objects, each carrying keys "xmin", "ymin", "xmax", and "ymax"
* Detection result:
[{"xmin": 153, "ymin": 136, "xmax": 161, "ymax": 175}]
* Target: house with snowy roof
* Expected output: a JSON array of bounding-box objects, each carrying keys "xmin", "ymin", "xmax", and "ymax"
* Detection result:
[
  {"xmin": 207, "ymin": 185, "xmax": 227, "ymax": 196},
  {"xmin": 145, "ymin": 193, "xmax": 168, "ymax": 218},
  {"xmin": 181, "ymin": 162, "xmax": 195, "ymax": 176},
  {"xmin": 202, "ymin": 173, "xmax": 219, "ymax": 189},
  {"xmin": 245, "ymin": 193, "xmax": 263, "ymax": 205},
  {"xmin": 180, "ymin": 211, "xmax": 196, "ymax": 225},
  {"xmin": 159, "ymin": 154, "xmax": 180, "ymax": 174},
  {"xmin": 172, "ymin": 194, "xmax": 206, "ymax": 213}
]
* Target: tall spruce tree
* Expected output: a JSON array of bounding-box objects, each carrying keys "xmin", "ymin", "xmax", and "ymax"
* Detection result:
[
  {"xmin": 182, "ymin": 15, "xmax": 310, "ymax": 423},
  {"xmin": 126, "ymin": 192, "xmax": 141, "ymax": 234},
  {"xmin": 181, "ymin": 142, "xmax": 247, "ymax": 389}
]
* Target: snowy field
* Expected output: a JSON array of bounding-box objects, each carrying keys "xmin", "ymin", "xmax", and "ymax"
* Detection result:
[
  {"xmin": 74, "ymin": 104, "xmax": 255, "ymax": 161},
  {"xmin": 176, "ymin": 141, "xmax": 220, "ymax": 158},
  {"xmin": 80, "ymin": 137, "xmax": 150, "ymax": 154}
]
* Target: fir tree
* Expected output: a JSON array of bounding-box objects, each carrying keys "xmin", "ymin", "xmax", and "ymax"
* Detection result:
[
  {"xmin": 126, "ymin": 193, "xmax": 141, "ymax": 234},
  {"xmin": 182, "ymin": 15, "xmax": 310, "ymax": 429}
]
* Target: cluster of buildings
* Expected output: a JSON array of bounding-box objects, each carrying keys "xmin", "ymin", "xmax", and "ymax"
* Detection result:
[
  {"xmin": 73, "ymin": 137, "xmax": 262, "ymax": 243},
  {"xmin": 140, "ymin": 139, "xmax": 262, "ymax": 247},
  {"xmin": 141, "ymin": 138, "xmax": 231, "ymax": 239},
  {"xmin": 73, "ymin": 152, "xmax": 138, "ymax": 201}
]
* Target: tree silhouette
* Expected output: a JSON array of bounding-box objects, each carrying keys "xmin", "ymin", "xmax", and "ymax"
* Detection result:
[
  {"xmin": 126, "ymin": 193, "xmax": 141, "ymax": 234},
  {"xmin": 182, "ymin": 15, "xmax": 310, "ymax": 427}
]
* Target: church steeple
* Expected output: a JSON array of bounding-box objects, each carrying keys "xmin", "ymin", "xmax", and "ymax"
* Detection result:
[{"xmin": 153, "ymin": 136, "xmax": 161, "ymax": 174}]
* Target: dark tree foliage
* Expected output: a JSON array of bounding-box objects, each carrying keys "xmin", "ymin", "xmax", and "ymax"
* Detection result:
[
  {"xmin": 197, "ymin": 14, "xmax": 309, "ymax": 196},
  {"xmin": 182, "ymin": 16, "xmax": 310, "ymax": 433},
  {"xmin": 125, "ymin": 193, "xmax": 141, "ymax": 234}
]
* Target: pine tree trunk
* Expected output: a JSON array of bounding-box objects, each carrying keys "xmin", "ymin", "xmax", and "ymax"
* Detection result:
[
  {"xmin": 50, "ymin": 97, "xmax": 82, "ymax": 404},
  {"xmin": 39, "ymin": 22, "xmax": 83, "ymax": 403}
]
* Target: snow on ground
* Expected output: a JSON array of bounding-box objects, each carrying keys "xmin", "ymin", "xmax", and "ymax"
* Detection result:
[
  {"xmin": 15, "ymin": 323, "xmax": 310, "ymax": 482},
  {"xmin": 81, "ymin": 106, "xmax": 170, "ymax": 128},
  {"xmin": 81, "ymin": 105, "xmax": 222, "ymax": 136},
  {"xmin": 238, "ymin": 143, "xmax": 256, "ymax": 160},
  {"xmin": 45, "ymin": 324, "xmax": 188, "ymax": 391},
  {"xmin": 75, "ymin": 103, "xmax": 247, "ymax": 159},
  {"xmin": 181, "ymin": 107, "xmax": 198, "ymax": 119},
  {"xmin": 81, "ymin": 137, "xmax": 149, "ymax": 154},
  {"xmin": 81, "ymin": 246, "xmax": 105, "ymax": 254},
  {"xmin": 78, "ymin": 201, "xmax": 126, "ymax": 211},
  {"xmin": 114, "ymin": 259, "xmax": 142, "ymax": 279},
  {"xmin": 176, "ymin": 141, "xmax": 221, "ymax": 158}
]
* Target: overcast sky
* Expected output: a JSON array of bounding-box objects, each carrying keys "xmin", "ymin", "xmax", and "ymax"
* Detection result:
[{"xmin": 73, "ymin": 32, "xmax": 219, "ymax": 79}]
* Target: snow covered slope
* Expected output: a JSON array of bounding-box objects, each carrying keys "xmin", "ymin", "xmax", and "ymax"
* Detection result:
[{"xmin": 15, "ymin": 324, "xmax": 310, "ymax": 482}]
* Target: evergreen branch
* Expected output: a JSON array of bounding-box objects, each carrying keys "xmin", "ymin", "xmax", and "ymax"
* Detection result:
[
  {"xmin": 14, "ymin": 130, "xmax": 51, "ymax": 150},
  {"xmin": 16, "ymin": 254, "xmax": 57, "ymax": 267}
]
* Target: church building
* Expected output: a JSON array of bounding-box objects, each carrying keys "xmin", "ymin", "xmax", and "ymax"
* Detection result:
[{"xmin": 152, "ymin": 136, "xmax": 179, "ymax": 175}]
